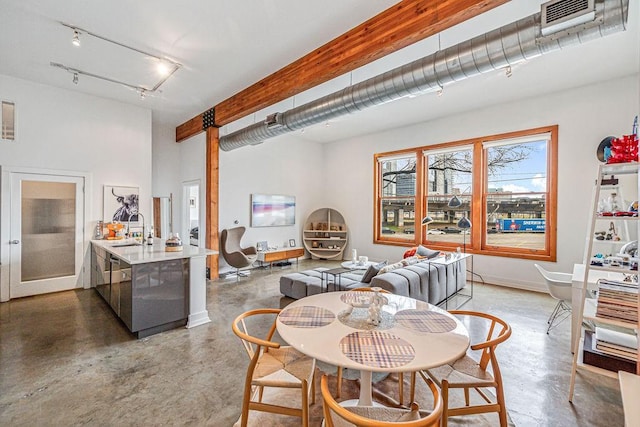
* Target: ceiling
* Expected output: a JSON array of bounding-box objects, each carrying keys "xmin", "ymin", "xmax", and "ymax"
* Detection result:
[{"xmin": 0, "ymin": 0, "xmax": 638, "ymax": 144}]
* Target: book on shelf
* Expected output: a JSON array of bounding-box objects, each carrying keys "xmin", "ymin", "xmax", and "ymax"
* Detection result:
[
  {"xmin": 594, "ymin": 326, "xmax": 638, "ymax": 361},
  {"xmin": 596, "ymin": 279, "xmax": 639, "ymax": 322}
]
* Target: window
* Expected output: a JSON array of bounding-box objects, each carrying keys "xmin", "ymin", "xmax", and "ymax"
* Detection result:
[
  {"xmin": 484, "ymin": 135, "xmax": 549, "ymax": 253},
  {"xmin": 375, "ymin": 153, "xmax": 417, "ymax": 243},
  {"xmin": 424, "ymin": 146, "xmax": 473, "ymax": 248},
  {"xmin": 374, "ymin": 126, "xmax": 557, "ymax": 261}
]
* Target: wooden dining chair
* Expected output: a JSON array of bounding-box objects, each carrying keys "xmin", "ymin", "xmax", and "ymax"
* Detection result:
[
  {"xmin": 335, "ymin": 287, "xmax": 408, "ymax": 403},
  {"xmin": 321, "ymin": 374, "xmax": 442, "ymax": 426},
  {"xmin": 421, "ymin": 310, "xmax": 512, "ymax": 427},
  {"xmin": 232, "ymin": 308, "xmax": 316, "ymax": 427}
]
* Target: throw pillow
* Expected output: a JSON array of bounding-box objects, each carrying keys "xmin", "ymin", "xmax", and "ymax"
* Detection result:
[
  {"xmin": 404, "ymin": 256, "xmax": 419, "ymax": 265},
  {"xmin": 378, "ymin": 260, "xmax": 404, "ymax": 275},
  {"xmin": 403, "ymin": 247, "xmax": 417, "ymax": 258},
  {"xmin": 416, "ymin": 245, "xmax": 440, "ymax": 259},
  {"xmin": 361, "ymin": 260, "xmax": 387, "ymax": 283}
]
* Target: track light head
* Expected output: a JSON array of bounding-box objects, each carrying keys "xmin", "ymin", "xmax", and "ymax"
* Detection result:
[
  {"xmin": 138, "ymin": 89, "xmax": 146, "ymax": 99},
  {"xmin": 436, "ymin": 86, "xmax": 444, "ymax": 97},
  {"xmin": 505, "ymin": 65, "xmax": 512, "ymax": 78},
  {"xmin": 156, "ymin": 60, "xmax": 170, "ymax": 76},
  {"xmin": 73, "ymin": 72, "xmax": 78, "ymax": 84},
  {"xmin": 72, "ymin": 30, "xmax": 80, "ymax": 47}
]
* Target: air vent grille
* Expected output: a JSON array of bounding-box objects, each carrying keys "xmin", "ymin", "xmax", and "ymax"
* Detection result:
[
  {"xmin": 541, "ymin": 0, "xmax": 596, "ymax": 36},
  {"xmin": 546, "ymin": 0, "xmax": 589, "ymax": 23}
]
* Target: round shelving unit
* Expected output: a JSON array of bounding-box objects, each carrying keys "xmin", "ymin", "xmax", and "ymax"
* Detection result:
[{"xmin": 303, "ymin": 208, "xmax": 348, "ymax": 260}]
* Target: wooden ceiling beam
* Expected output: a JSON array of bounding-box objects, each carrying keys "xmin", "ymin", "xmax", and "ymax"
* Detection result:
[{"xmin": 176, "ymin": 0, "xmax": 509, "ymax": 142}]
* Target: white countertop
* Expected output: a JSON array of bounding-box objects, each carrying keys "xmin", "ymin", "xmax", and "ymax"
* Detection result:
[{"xmin": 92, "ymin": 239, "xmax": 218, "ymax": 265}]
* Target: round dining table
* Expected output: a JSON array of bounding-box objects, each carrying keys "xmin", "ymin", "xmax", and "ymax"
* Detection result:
[{"xmin": 276, "ymin": 291, "xmax": 470, "ymax": 406}]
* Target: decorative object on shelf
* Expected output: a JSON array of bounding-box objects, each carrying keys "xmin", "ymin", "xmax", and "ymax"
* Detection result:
[
  {"xmin": 597, "ymin": 136, "xmax": 615, "ymax": 163},
  {"xmin": 620, "ymin": 241, "xmax": 638, "ymax": 259},
  {"xmin": 256, "ymin": 241, "xmax": 268, "ymax": 252},
  {"xmin": 165, "ymin": 233, "xmax": 183, "ymax": 252},
  {"xmin": 607, "ymin": 134, "xmax": 639, "ymax": 164}
]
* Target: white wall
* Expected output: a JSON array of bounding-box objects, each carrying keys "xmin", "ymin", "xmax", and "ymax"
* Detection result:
[
  {"xmin": 218, "ymin": 133, "xmax": 325, "ymax": 272},
  {"xmin": 321, "ymin": 75, "xmax": 640, "ymax": 292},
  {"xmin": 178, "ymin": 133, "xmax": 205, "ymax": 244},
  {"xmin": 0, "ymin": 74, "xmax": 152, "ymax": 301}
]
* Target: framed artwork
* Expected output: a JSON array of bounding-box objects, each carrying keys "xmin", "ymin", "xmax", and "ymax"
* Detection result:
[
  {"xmin": 289, "ymin": 239, "xmax": 296, "ymax": 247},
  {"xmin": 251, "ymin": 194, "xmax": 295, "ymax": 227},
  {"xmin": 104, "ymin": 185, "xmax": 139, "ymax": 224}
]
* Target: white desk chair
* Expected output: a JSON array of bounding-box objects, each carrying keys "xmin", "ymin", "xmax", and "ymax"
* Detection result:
[{"xmin": 534, "ymin": 264, "xmax": 573, "ymax": 334}]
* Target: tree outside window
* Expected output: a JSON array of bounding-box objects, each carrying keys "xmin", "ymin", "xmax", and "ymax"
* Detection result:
[{"xmin": 374, "ymin": 126, "xmax": 557, "ymax": 261}]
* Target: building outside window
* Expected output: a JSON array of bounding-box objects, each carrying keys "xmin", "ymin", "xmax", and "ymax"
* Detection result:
[
  {"xmin": 375, "ymin": 154, "xmax": 417, "ymax": 242},
  {"xmin": 374, "ymin": 126, "xmax": 557, "ymax": 260}
]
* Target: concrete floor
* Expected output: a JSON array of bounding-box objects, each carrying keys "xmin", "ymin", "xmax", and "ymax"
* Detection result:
[{"xmin": 0, "ymin": 259, "xmax": 624, "ymax": 426}]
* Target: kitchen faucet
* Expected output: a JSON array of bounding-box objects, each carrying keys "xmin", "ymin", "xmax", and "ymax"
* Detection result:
[{"xmin": 127, "ymin": 212, "xmax": 145, "ymax": 244}]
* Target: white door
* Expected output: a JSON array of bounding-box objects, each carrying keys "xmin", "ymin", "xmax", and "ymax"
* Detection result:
[{"xmin": 9, "ymin": 173, "xmax": 84, "ymax": 298}]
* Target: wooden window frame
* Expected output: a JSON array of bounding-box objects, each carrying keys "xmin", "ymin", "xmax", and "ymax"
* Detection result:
[{"xmin": 373, "ymin": 125, "xmax": 558, "ymax": 261}]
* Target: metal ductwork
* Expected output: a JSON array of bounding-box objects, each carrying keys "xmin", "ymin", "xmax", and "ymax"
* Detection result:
[{"xmin": 220, "ymin": 0, "xmax": 628, "ymax": 151}]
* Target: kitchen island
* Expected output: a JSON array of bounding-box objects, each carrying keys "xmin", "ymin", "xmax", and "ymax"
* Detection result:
[{"xmin": 91, "ymin": 239, "xmax": 216, "ymax": 338}]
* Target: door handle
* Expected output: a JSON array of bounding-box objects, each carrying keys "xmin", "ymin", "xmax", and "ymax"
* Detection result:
[{"xmin": 9, "ymin": 240, "xmax": 20, "ymax": 244}]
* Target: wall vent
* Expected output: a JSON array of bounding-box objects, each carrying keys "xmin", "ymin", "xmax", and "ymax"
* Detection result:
[{"xmin": 541, "ymin": 0, "xmax": 595, "ymax": 35}]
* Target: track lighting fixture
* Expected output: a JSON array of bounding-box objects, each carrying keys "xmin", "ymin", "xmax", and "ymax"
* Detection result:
[
  {"xmin": 505, "ymin": 65, "xmax": 512, "ymax": 78},
  {"xmin": 72, "ymin": 30, "xmax": 80, "ymax": 47},
  {"xmin": 56, "ymin": 22, "xmax": 182, "ymax": 98},
  {"xmin": 436, "ymin": 87, "xmax": 444, "ymax": 97}
]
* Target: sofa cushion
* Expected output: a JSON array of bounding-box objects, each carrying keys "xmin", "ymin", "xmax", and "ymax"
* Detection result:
[
  {"xmin": 361, "ymin": 260, "xmax": 388, "ymax": 283},
  {"xmin": 416, "ymin": 245, "xmax": 440, "ymax": 259}
]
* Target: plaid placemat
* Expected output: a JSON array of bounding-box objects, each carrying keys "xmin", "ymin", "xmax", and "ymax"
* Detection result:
[
  {"xmin": 339, "ymin": 330, "xmax": 415, "ymax": 368},
  {"xmin": 394, "ymin": 309, "xmax": 457, "ymax": 333},
  {"xmin": 340, "ymin": 291, "xmax": 388, "ymax": 306},
  {"xmin": 278, "ymin": 306, "xmax": 335, "ymax": 328}
]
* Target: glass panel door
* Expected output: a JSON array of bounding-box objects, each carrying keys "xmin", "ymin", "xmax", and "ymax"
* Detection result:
[
  {"xmin": 21, "ymin": 181, "xmax": 76, "ymax": 281},
  {"xmin": 9, "ymin": 173, "xmax": 84, "ymax": 298}
]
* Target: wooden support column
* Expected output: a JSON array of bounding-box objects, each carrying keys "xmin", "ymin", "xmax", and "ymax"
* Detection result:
[{"xmin": 206, "ymin": 126, "xmax": 220, "ymax": 279}]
